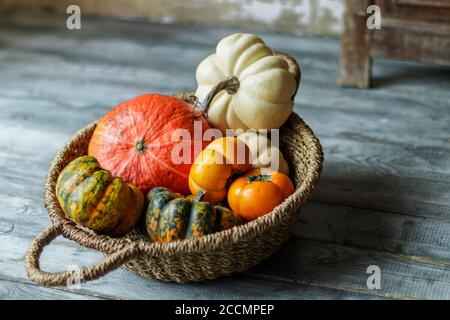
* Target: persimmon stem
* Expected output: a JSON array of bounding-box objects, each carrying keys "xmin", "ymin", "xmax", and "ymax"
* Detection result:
[{"xmin": 192, "ymin": 76, "xmax": 240, "ymax": 119}]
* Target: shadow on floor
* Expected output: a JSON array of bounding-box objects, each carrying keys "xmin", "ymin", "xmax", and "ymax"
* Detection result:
[{"xmin": 372, "ymin": 59, "xmax": 450, "ymax": 89}]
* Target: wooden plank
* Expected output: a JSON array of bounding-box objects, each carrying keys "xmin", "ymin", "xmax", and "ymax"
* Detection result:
[
  {"xmin": 311, "ymin": 160, "xmax": 450, "ymax": 219},
  {"xmin": 297, "ymin": 82, "xmax": 450, "ymax": 151},
  {"xmin": 377, "ymin": 0, "xmax": 450, "ymax": 22},
  {"xmin": 0, "ymin": 277, "xmax": 105, "ymax": 300},
  {"xmin": 396, "ymin": 0, "xmax": 450, "ymax": 10},
  {"xmin": 298, "ymin": 201, "xmax": 450, "ymax": 260},
  {"xmin": 253, "ymin": 237, "xmax": 450, "ymax": 300},
  {"xmin": 381, "ymin": 16, "xmax": 450, "ymax": 35},
  {"xmin": 371, "ymin": 18, "xmax": 450, "ymax": 65},
  {"xmin": 339, "ymin": 0, "xmax": 373, "ymax": 88}
]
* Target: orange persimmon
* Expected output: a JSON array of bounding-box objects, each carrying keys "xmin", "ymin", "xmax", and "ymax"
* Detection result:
[
  {"xmin": 189, "ymin": 137, "xmax": 251, "ymax": 203},
  {"xmin": 228, "ymin": 168, "xmax": 294, "ymax": 221}
]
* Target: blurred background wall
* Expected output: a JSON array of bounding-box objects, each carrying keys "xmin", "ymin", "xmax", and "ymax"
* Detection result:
[{"xmin": 0, "ymin": 0, "xmax": 344, "ymax": 36}]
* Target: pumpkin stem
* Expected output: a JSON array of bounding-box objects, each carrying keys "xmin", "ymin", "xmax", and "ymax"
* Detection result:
[
  {"xmin": 193, "ymin": 189, "xmax": 207, "ymax": 203},
  {"xmin": 192, "ymin": 76, "xmax": 240, "ymax": 119},
  {"xmin": 247, "ymin": 174, "xmax": 272, "ymax": 183},
  {"xmin": 135, "ymin": 140, "xmax": 147, "ymax": 153}
]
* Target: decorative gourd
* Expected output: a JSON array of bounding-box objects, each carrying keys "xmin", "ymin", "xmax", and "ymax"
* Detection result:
[
  {"xmin": 237, "ymin": 131, "xmax": 289, "ymax": 175},
  {"xmin": 89, "ymin": 94, "xmax": 211, "ymax": 195},
  {"xmin": 228, "ymin": 168, "xmax": 294, "ymax": 221},
  {"xmin": 195, "ymin": 33, "xmax": 298, "ymax": 132},
  {"xmin": 56, "ymin": 156, "xmax": 144, "ymax": 236},
  {"xmin": 189, "ymin": 137, "xmax": 251, "ymax": 203},
  {"xmin": 146, "ymin": 187, "xmax": 243, "ymax": 242}
]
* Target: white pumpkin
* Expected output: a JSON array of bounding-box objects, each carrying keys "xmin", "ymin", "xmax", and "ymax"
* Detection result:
[
  {"xmin": 195, "ymin": 33, "xmax": 298, "ymax": 132},
  {"xmin": 238, "ymin": 131, "xmax": 289, "ymax": 175}
]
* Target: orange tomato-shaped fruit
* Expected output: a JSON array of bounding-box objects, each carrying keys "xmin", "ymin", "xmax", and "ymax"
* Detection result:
[
  {"xmin": 189, "ymin": 137, "xmax": 251, "ymax": 203},
  {"xmin": 228, "ymin": 168, "xmax": 294, "ymax": 220}
]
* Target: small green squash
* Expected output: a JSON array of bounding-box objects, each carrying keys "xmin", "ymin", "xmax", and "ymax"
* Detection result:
[
  {"xmin": 56, "ymin": 155, "xmax": 144, "ymax": 236},
  {"xmin": 145, "ymin": 187, "xmax": 243, "ymax": 242}
]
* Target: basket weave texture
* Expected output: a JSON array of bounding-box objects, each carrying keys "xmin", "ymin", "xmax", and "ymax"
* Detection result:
[{"xmin": 25, "ymin": 54, "xmax": 323, "ymax": 286}]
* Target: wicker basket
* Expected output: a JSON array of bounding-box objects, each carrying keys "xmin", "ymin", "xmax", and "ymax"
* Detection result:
[{"xmin": 25, "ymin": 54, "xmax": 323, "ymax": 286}]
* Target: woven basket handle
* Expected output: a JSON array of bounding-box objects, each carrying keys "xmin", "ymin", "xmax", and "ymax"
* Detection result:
[{"xmin": 25, "ymin": 223, "xmax": 141, "ymax": 286}]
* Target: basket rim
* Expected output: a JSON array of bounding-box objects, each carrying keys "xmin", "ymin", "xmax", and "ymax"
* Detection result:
[{"xmin": 43, "ymin": 111, "xmax": 323, "ymax": 257}]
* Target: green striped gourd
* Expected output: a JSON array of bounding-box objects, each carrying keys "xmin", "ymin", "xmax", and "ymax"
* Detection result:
[
  {"xmin": 145, "ymin": 187, "xmax": 243, "ymax": 242},
  {"xmin": 56, "ymin": 155, "xmax": 144, "ymax": 236}
]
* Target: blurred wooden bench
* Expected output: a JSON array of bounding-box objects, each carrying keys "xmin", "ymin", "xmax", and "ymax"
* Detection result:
[{"xmin": 339, "ymin": 0, "xmax": 450, "ymax": 88}]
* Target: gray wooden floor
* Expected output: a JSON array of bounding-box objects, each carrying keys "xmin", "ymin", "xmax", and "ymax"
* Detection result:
[{"xmin": 1, "ymin": 12, "xmax": 450, "ymax": 300}]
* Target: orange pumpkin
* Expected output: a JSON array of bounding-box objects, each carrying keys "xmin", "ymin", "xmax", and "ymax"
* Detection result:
[
  {"xmin": 189, "ymin": 137, "xmax": 251, "ymax": 203},
  {"xmin": 89, "ymin": 94, "xmax": 210, "ymax": 194},
  {"xmin": 228, "ymin": 168, "xmax": 294, "ymax": 221}
]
